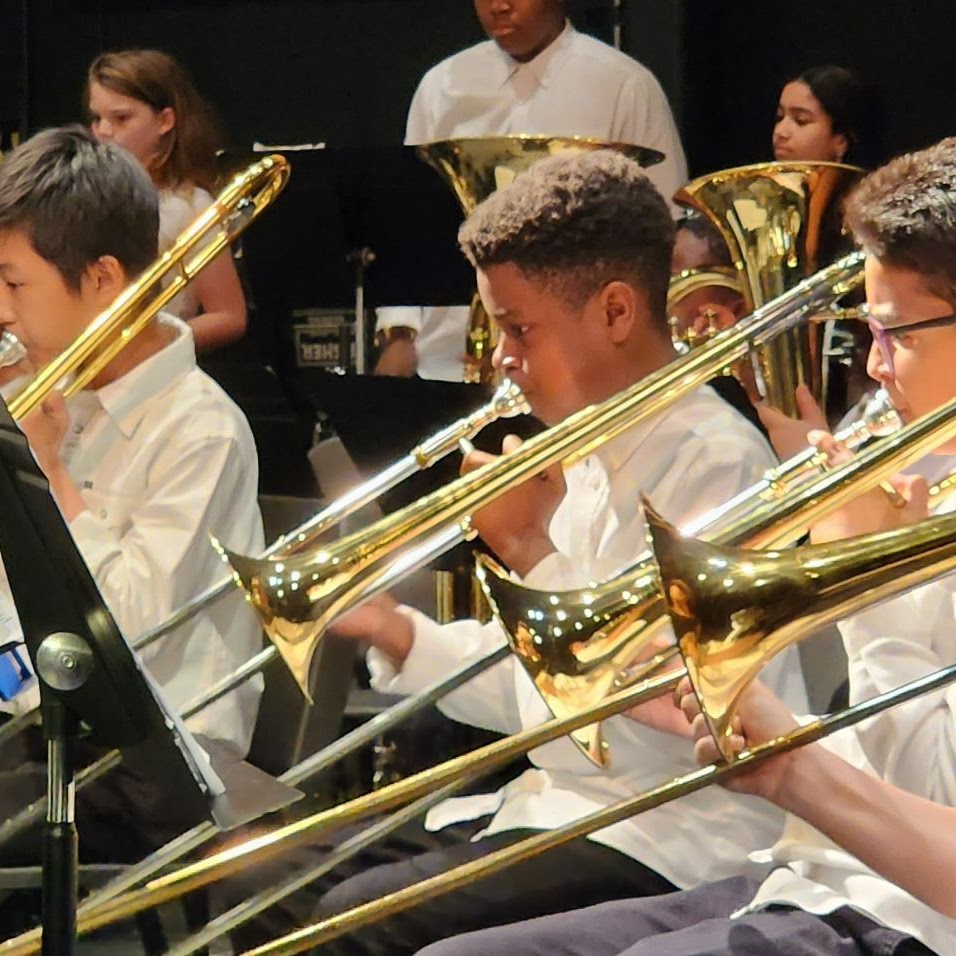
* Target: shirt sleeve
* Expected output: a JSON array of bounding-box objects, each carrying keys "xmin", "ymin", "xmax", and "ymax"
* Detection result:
[
  {"xmin": 405, "ymin": 74, "xmax": 434, "ymax": 146},
  {"xmin": 839, "ymin": 576, "xmax": 956, "ymax": 803},
  {"xmin": 67, "ymin": 433, "xmax": 251, "ymax": 668},
  {"xmin": 366, "ymin": 607, "xmax": 524, "ymax": 735},
  {"xmin": 611, "ymin": 70, "xmax": 688, "ymax": 210}
]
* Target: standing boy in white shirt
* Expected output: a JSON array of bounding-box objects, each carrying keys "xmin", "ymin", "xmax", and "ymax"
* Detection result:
[{"xmin": 375, "ymin": 0, "xmax": 688, "ymax": 380}]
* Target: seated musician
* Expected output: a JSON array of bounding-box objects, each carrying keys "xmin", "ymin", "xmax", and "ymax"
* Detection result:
[
  {"xmin": 374, "ymin": 0, "xmax": 688, "ymax": 380},
  {"xmin": 0, "ymin": 127, "xmax": 263, "ymax": 873},
  {"xmin": 418, "ymin": 137, "xmax": 956, "ymax": 956},
  {"xmin": 229, "ymin": 150, "xmax": 807, "ymax": 955}
]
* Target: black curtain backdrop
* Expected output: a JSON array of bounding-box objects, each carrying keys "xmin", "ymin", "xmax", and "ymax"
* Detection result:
[{"xmin": 3, "ymin": 2, "xmax": 952, "ymax": 173}]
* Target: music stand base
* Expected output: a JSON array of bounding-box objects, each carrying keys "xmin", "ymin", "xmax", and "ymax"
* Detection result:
[{"xmin": 41, "ymin": 711, "xmax": 78, "ymax": 956}]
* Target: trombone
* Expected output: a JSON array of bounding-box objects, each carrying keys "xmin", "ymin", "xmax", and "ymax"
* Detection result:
[
  {"xmin": 6, "ymin": 155, "xmax": 289, "ymax": 420},
  {"xmin": 231, "ymin": 502, "xmax": 956, "ymax": 955},
  {"xmin": 6, "ymin": 380, "xmax": 913, "ymax": 945},
  {"xmin": 33, "ymin": 479, "xmax": 956, "ymax": 955},
  {"xmin": 0, "ymin": 376, "xmax": 528, "ymax": 736},
  {"xmin": 12, "ymin": 382, "xmax": 956, "ymax": 952},
  {"xmin": 0, "ymin": 377, "xmax": 530, "ymax": 843},
  {"xmin": 218, "ymin": 252, "xmax": 866, "ymax": 700}
]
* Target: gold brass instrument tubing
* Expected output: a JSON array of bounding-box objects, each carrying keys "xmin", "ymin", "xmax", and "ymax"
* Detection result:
[
  {"xmin": 231, "ymin": 503, "xmax": 956, "ymax": 955},
  {"xmin": 0, "ymin": 379, "xmax": 528, "ymax": 757},
  {"xmin": 220, "ymin": 253, "xmax": 866, "ymax": 700},
  {"xmin": 7, "ymin": 155, "xmax": 289, "ymax": 420},
  {"xmin": 240, "ymin": 666, "xmax": 956, "ymax": 956},
  {"xmin": 673, "ymin": 160, "xmax": 864, "ymax": 417},
  {"xmin": 9, "ymin": 655, "xmax": 680, "ymax": 944},
  {"xmin": 0, "ymin": 650, "xmax": 515, "ymax": 956},
  {"xmin": 477, "ymin": 389, "xmax": 956, "ymax": 766},
  {"xmin": 165, "ymin": 780, "xmax": 481, "ymax": 956}
]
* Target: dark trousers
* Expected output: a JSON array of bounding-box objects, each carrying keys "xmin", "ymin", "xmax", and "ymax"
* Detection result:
[
  {"xmin": 227, "ymin": 815, "xmax": 677, "ymax": 955},
  {"xmin": 417, "ymin": 875, "xmax": 937, "ymax": 956}
]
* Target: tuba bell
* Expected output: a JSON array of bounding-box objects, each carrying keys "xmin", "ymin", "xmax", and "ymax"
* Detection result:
[{"xmin": 669, "ymin": 160, "xmax": 864, "ymax": 417}]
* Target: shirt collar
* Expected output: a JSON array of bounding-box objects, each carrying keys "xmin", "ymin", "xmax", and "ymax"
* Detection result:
[
  {"xmin": 491, "ymin": 20, "xmax": 575, "ymax": 89},
  {"xmin": 92, "ymin": 314, "xmax": 196, "ymax": 439}
]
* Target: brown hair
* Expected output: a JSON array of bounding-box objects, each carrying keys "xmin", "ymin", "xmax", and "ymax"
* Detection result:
[
  {"xmin": 86, "ymin": 49, "xmax": 221, "ymax": 191},
  {"xmin": 0, "ymin": 126, "xmax": 158, "ymax": 291},
  {"xmin": 845, "ymin": 137, "xmax": 956, "ymax": 308},
  {"xmin": 458, "ymin": 150, "xmax": 674, "ymax": 331}
]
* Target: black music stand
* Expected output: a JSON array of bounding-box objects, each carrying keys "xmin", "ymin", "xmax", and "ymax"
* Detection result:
[
  {"xmin": 290, "ymin": 370, "xmax": 544, "ymax": 581},
  {"xmin": 0, "ymin": 401, "xmax": 234, "ymax": 956},
  {"xmin": 239, "ymin": 145, "xmax": 475, "ymax": 377}
]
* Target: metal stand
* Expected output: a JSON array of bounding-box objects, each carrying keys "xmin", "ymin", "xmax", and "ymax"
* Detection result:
[
  {"xmin": 347, "ymin": 247, "xmax": 376, "ymax": 374},
  {"xmin": 611, "ymin": 0, "xmax": 625, "ymax": 50},
  {"xmin": 0, "ymin": 400, "xmax": 222, "ymax": 953},
  {"xmin": 41, "ymin": 716, "xmax": 78, "ymax": 955}
]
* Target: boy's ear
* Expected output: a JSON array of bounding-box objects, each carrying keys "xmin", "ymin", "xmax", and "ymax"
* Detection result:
[
  {"xmin": 600, "ymin": 280, "xmax": 637, "ymax": 344},
  {"xmin": 82, "ymin": 255, "xmax": 128, "ymax": 307}
]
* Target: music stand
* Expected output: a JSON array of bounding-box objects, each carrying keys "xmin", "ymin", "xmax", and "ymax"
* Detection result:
[
  {"xmin": 0, "ymin": 401, "xmax": 237, "ymax": 955},
  {"xmin": 290, "ymin": 369, "xmax": 544, "ymax": 582},
  {"xmin": 239, "ymin": 146, "xmax": 475, "ymax": 377}
]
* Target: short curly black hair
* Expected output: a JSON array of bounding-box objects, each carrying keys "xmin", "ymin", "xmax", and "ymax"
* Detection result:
[
  {"xmin": 458, "ymin": 150, "xmax": 674, "ymax": 330},
  {"xmin": 845, "ymin": 137, "xmax": 956, "ymax": 308}
]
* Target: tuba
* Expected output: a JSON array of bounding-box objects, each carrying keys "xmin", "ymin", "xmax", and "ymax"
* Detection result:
[
  {"xmin": 669, "ymin": 160, "xmax": 864, "ymax": 416},
  {"xmin": 417, "ymin": 136, "xmax": 664, "ymax": 383}
]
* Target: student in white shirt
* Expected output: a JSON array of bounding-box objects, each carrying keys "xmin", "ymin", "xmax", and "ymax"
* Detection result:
[
  {"xmin": 419, "ymin": 136, "xmax": 956, "ymax": 956},
  {"xmin": 375, "ymin": 0, "xmax": 688, "ymax": 381},
  {"xmin": 228, "ymin": 150, "xmax": 805, "ymax": 956},
  {"xmin": 87, "ymin": 48, "xmax": 247, "ymax": 352},
  {"xmin": 0, "ymin": 127, "xmax": 263, "ymax": 877}
]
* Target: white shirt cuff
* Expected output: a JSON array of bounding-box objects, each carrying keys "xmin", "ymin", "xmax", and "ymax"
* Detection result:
[
  {"xmin": 375, "ymin": 306, "xmax": 423, "ymax": 334},
  {"xmin": 366, "ymin": 605, "xmax": 505, "ymax": 695}
]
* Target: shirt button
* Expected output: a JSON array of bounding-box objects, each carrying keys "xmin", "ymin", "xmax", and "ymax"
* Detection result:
[
  {"xmin": 99, "ymin": 509, "xmax": 108, "ymax": 519},
  {"xmin": 72, "ymin": 425, "xmax": 83, "ymax": 435}
]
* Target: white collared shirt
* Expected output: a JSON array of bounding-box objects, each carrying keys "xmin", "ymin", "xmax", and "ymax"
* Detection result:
[
  {"xmin": 1, "ymin": 316, "xmax": 264, "ymax": 755},
  {"xmin": 158, "ymin": 185, "xmax": 214, "ymax": 320},
  {"xmin": 380, "ymin": 22, "xmax": 689, "ymax": 382},
  {"xmin": 369, "ymin": 387, "xmax": 810, "ymax": 890},
  {"xmin": 739, "ymin": 491, "xmax": 956, "ymax": 954}
]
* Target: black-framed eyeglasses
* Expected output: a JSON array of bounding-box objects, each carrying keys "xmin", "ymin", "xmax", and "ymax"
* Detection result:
[{"xmin": 866, "ymin": 311, "xmax": 956, "ymax": 377}]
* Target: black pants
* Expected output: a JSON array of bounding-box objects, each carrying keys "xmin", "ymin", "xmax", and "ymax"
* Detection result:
[
  {"xmin": 226, "ymin": 815, "xmax": 677, "ymax": 955},
  {"xmin": 417, "ymin": 875, "xmax": 937, "ymax": 956}
]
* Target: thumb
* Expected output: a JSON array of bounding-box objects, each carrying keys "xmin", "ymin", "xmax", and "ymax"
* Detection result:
[
  {"xmin": 894, "ymin": 474, "xmax": 930, "ymax": 514},
  {"xmin": 501, "ymin": 433, "xmax": 524, "ymax": 455},
  {"xmin": 794, "ymin": 384, "xmax": 827, "ymax": 429}
]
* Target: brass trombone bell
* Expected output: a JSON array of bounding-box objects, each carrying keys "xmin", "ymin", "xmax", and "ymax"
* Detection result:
[
  {"xmin": 647, "ymin": 500, "xmax": 956, "ymax": 761},
  {"xmin": 477, "ymin": 384, "xmax": 956, "ymax": 770}
]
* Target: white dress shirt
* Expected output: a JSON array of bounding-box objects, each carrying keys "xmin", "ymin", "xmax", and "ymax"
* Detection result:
[
  {"xmin": 159, "ymin": 185, "xmax": 214, "ymax": 321},
  {"xmin": 1, "ymin": 316, "xmax": 264, "ymax": 756},
  {"xmin": 369, "ymin": 386, "xmax": 810, "ymax": 891},
  {"xmin": 379, "ymin": 22, "xmax": 689, "ymax": 382},
  {"xmin": 740, "ymin": 492, "xmax": 956, "ymax": 954}
]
